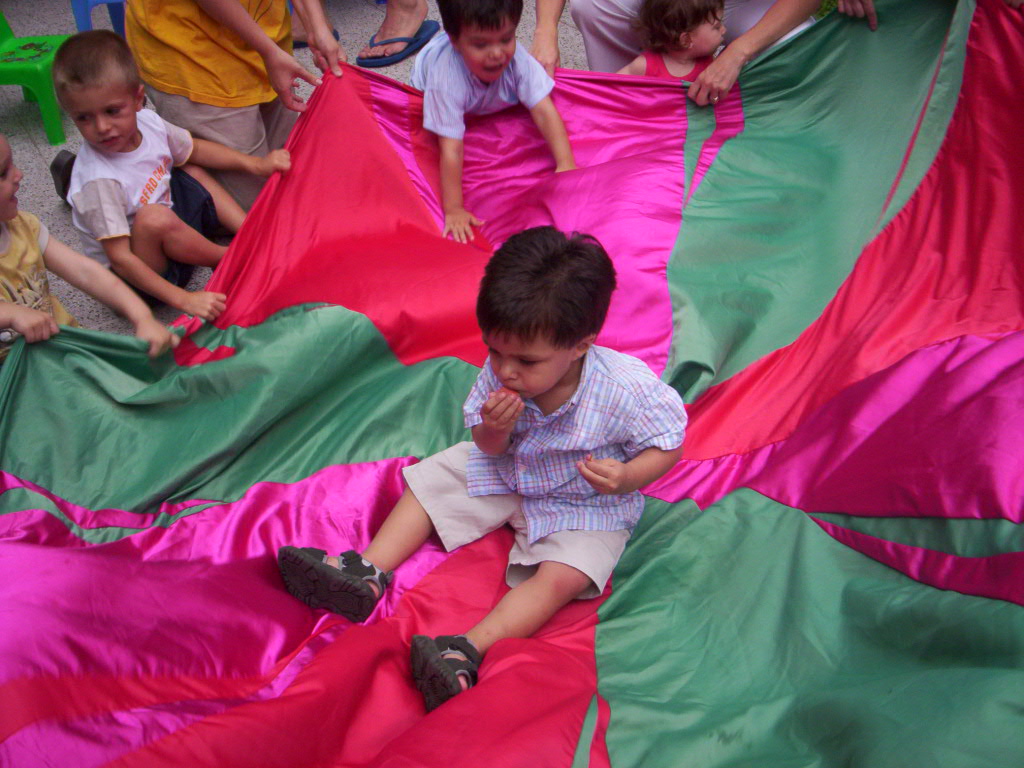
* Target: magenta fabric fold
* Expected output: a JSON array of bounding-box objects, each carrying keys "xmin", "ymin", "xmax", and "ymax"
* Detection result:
[
  {"xmin": 366, "ymin": 69, "xmax": 697, "ymax": 375},
  {"xmin": 685, "ymin": 83, "xmax": 745, "ymax": 204},
  {"xmin": 1, "ymin": 627, "xmax": 346, "ymax": 767},
  {"xmin": 0, "ymin": 470, "xmax": 218, "ymax": 539},
  {"xmin": 644, "ymin": 331, "xmax": 1024, "ymax": 606},
  {"xmin": 811, "ymin": 517, "xmax": 1024, "ymax": 606},
  {"xmin": 365, "ymin": 75, "xmax": 446, "ymax": 228},
  {"xmin": 0, "ymin": 458, "xmax": 448, "ymax": 689},
  {"xmin": 648, "ymin": 331, "xmax": 1024, "ymax": 520}
]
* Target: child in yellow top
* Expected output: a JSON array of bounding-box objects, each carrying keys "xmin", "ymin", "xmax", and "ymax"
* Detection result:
[{"xmin": 0, "ymin": 135, "xmax": 175, "ymax": 363}]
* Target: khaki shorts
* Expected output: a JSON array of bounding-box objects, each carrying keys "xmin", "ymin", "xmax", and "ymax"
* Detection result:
[{"xmin": 403, "ymin": 442, "xmax": 631, "ymax": 599}]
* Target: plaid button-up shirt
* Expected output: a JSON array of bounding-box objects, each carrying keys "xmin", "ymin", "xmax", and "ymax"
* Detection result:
[{"xmin": 463, "ymin": 346, "xmax": 687, "ymax": 543}]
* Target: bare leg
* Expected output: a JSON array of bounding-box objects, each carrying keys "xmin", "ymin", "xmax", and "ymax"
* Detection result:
[
  {"xmin": 324, "ymin": 486, "xmax": 435, "ymax": 584},
  {"xmin": 358, "ymin": 0, "xmax": 428, "ymax": 60},
  {"xmin": 131, "ymin": 204, "xmax": 226, "ymax": 268},
  {"xmin": 466, "ymin": 561, "xmax": 591, "ymax": 655},
  {"xmin": 180, "ymin": 164, "xmax": 246, "ymax": 234},
  {"xmin": 421, "ymin": 561, "xmax": 591, "ymax": 695}
]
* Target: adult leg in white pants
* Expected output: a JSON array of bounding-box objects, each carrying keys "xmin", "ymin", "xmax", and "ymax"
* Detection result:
[{"xmin": 569, "ymin": 0, "xmax": 644, "ymax": 72}]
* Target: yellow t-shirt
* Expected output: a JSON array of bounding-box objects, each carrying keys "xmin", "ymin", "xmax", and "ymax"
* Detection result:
[
  {"xmin": 1, "ymin": 212, "xmax": 77, "ymax": 363},
  {"xmin": 126, "ymin": 0, "xmax": 292, "ymax": 109}
]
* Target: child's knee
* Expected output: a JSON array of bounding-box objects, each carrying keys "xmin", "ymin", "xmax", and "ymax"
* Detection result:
[
  {"xmin": 534, "ymin": 561, "xmax": 592, "ymax": 599},
  {"xmin": 132, "ymin": 203, "xmax": 178, "ymax": 238}
]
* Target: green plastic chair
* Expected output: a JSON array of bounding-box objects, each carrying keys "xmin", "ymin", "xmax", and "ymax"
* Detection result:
[{"xmin": 0, "ymin": 12, "xmax": 70, "ymax": 145}]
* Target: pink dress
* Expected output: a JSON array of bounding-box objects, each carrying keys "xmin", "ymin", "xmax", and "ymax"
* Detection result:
[{"xmin": 642, "ymin": 51, "xmax": 713, "ymax": 80}]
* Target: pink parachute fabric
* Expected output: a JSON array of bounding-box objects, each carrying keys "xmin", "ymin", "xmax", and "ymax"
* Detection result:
[{"xmin": 1, "ymin": 0, "xmax": 1024, "ymax": 765}]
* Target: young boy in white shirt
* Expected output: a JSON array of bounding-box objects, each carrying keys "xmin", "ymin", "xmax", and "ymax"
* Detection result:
[
  {"xmin": 411, "ymin": 0, "xmax": 576, "ymax": 244},
  {"xmin": 52, "ymin": 31, "xmax": 291, "ymax": 321},
  {"xmin": 279, "ymin": 227, "xmax": 687, "ymax": 712}
]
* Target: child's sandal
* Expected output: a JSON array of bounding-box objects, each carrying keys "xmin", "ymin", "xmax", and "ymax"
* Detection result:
[
  {"xmin": 277, "ymin": 546, "xmax": 392, "ymax": 622},
  {"xmin": 410, "ymin": 634, "xmax": 481, "ymax": 712}
]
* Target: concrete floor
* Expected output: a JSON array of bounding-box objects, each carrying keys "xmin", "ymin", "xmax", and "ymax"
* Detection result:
[{"xmin": 0, "ymin": 0, "xmax": 588, "ymax": 335}]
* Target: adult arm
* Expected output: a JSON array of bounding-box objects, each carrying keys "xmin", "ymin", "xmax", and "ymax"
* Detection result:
[
  {"xmin": 194, "ymin": 0, "xmax": 328, "ymax": 112},
  {"xmin": 577, "ymin": 444, "xmax": 684, "ymax": 494},
  {"xmin": 531, "ymin": 0, "xmax": 567, "ymax": 76},
  {"xmin": 438, "ymin": 136, "xmax": 483, "ymax": 244},
  {"xmin": 291, "ymin": 0, "xmax": 345, "ymax": 76},
  {"xmin": 45, "ymin": 236, "xmax": 177, "ymax": 356},
  {"xmin": 687, "ymin": 0, "xmax": 820, "ymax": 106},
  {"xmin": 529, "ymin": 96, "xmax": 576, "ymax": 172}
]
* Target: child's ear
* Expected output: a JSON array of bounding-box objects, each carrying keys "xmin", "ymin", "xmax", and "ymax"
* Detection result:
[
  {"xmin": 679, "ymin": 32, "xmax": 692, "ymax": 50},
  {"xmin": 572, "ymin": 334, "xmax": 597, "ymax": 359},
  {"xmin": 133, "ymin": 85, "xmax": 145, "ymax": 111}
]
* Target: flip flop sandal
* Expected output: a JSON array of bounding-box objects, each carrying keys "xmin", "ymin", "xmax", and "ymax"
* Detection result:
[
  {"xmin": 355, "ymin": 20, "xmax": 440, "ymax": 68},
  {"xmin": 278, "ymin": 546, "xmax": 391, "ymax": 621},
  {"xmin": 410, "ymin": 634, "xmax": 481, "ymax": 711}
]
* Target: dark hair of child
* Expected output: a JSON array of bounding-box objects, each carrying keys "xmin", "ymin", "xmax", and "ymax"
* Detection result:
[
  {"xmin": 634, "ymin": 0, "xmax": 725, "ymax": 53},
  {"xmin": 52, "ymin": 30, "xmax": 142, "ymax": 102},
  {"xmin": 477, "ymin": 226, "xmax": 617, "ymax": 349},
  {"xmin": 437, "ymin": 0, "xmax": 525, "ymax": 40}
]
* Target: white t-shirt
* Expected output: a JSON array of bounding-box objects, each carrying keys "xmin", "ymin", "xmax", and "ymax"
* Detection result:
[
  {"xmin": 68, "ymin": 108, "xmax": 193, "ymax": 265},
  {"xmin": 411, "ymin": 33, "xmax": 555, "ymax": 140}
]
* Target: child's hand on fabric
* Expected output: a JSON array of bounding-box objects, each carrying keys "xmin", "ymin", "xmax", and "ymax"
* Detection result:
[
  {"xmin": 577, "ymin": 454, "xmax": 632, "ymax": 494},
  {"xmin": 6, "ymin": 304, "xmax": 59, "ymax": 343},
  {"xmin": 443, "ymin": 208, "xmax": 484, "ymax": 244},
  {"xmin": 257, "ymin": 149, "xmax": 291, "ymax": 176},
  {"xmin": 836, "ymin": 0, "xmax": 879, "ymax": 29},
  {"xmin": 133, "ymin": 316, "xmax": 179, "ymax": 357},
  {"xmin": 555, "ymin": 160, "xmax": 576, "ymax": 173},
  {"xmin": 481, "ymin": 387, "xmax": 523, "ymax": 433},
  {"xmin": 181, "ymin": 290, "xmax": 227, "ymax": 321}
]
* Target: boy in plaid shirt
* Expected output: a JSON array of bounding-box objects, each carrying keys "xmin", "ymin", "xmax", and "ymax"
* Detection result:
[{"xmin": 279, "ymin": 226, "xmax": 686, "ymax": 710}]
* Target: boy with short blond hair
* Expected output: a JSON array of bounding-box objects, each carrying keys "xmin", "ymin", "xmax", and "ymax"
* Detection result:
[
  {"xmin": 278, "ymin": 226, "xmax": 687, "ymax": 712},
  {"xmin": 411, "ymin": 0, "xmax": 576, "ymax": 243},
  {"xmin": 52, "ymin": 31, "xmax": 291, "ymax": 321}
]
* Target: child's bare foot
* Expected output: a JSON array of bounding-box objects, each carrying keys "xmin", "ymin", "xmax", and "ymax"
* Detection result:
[
  {"xmin": 278, "ymin": 547, "xmax": 391, "ymax": 620},
  {"xmin": 410, "ymin": 634, "xmax": 481, "ymax": 711}
]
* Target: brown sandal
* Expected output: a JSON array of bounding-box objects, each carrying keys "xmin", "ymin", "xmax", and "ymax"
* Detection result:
[
  {"xmin": 410, "ymin": 634, "xmax": 481, "ymax": 711},
  {"xmin": 277, "ymin": 546, "xmax": 391, "ymax": 622}
]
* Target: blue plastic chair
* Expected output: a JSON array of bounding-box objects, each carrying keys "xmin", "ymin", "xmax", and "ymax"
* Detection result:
[
  {"xmin": 0, "ymin": 12, "xmax": 70, "ymax": 145},
  {"xmin": 71, "ymin": 0, "xmax": 126, "ymax": 37}
]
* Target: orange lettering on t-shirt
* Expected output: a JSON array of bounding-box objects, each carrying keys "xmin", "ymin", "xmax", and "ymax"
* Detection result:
[{"xmin": 138, "ymin": 160, "xmax": 172, "ymax": 206}]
